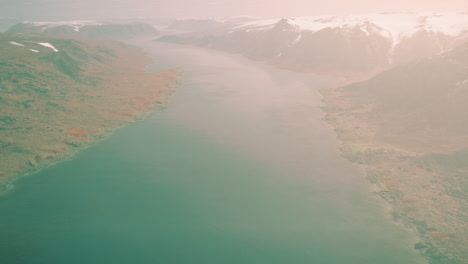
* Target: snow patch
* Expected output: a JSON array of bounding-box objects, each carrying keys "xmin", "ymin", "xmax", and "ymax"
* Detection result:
[
  {"xmin": 25, "ymin": 21, "xmax": 101, "ymax": 32},
  {"xmin": 29, "ymin": 20, "xmax": 101, "ymax": 27},
  {"xmin": 379, "ymin": 30, "xmax": 391, "ymax": 38},
  {"xmin": 232, "ymin": 12, "xmax": 468, "ymax": 45},
  {"xmin": 29, "ymin": 49, "xmax": 39, "ymax": 53},
  {"xmin": 360, "ymin": 27, "xmax": 370, "ymax": 36},
  {"xmin": 456, "ymin": 79, "xmax": 468, "ymax": 87},
  {"xmin": 292, "ymin": 34, "xmax": 302, "ymax": 44},
  {"xmin": 37, "ymin": 42, "xmax": 59, "ymax": 52},
  {"xmin": 232, "ymin": 18, "xmax": 280, "ymax": 31},
  {"xmin": 72, "ymin": 25, "xmax": 82, "ymax": 32},
  {"xmin": 9, "ymin": 41, "xmax": 24, "ymax": 47}
]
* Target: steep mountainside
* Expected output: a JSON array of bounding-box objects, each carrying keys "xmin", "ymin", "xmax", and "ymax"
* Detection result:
[
  {"xmin": 322, "ymin": 43, "xmax": 468, "ymax": 264},
  {"xmin": 341, "ymin": 42, "xmax": 468, "ymax": 153},
  {"xmin": 0, "ymin": 33, "xmax": 178, "ymax": 191},
  {"xmin": 6, "ymin": 22, "xmax": 157, "ymax": 40},
  {"xmin": 159, "ymin": 13, "xmax": 468, "ymax": 76}
]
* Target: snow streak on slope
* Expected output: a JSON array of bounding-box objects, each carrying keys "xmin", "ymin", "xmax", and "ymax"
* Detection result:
[
  {"xmin": 26, "ymin": 21, "xmax": 103, "ymax": 32},
  {"xmin": 37, "ymin": 42, "xmax": 59, "ymax": 52},
  {"xmin": 9, "ymin": 41, "xmax": 24, "ymax": 46}
]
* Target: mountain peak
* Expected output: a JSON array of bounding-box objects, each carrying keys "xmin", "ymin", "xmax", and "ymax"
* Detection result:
[{"xmin": 272, "ymin": 17, "xmax": 299, "ymax": 31}]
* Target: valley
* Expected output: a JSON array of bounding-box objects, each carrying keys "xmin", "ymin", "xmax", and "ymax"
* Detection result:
[
  {"xmin": 155, "ymin": 13, "xmax": 468, "ymax": 263},
  {"xmin": 1, "ymin": 11, "xmax": 467, "ymax": 264}
]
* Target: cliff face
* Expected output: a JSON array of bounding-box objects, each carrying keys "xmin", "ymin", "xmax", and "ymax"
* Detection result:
[
  {"xmin": 0, "ymin": 33, "xmax": 178, "ymax": 190},
  {"xmin": 6, "ymin": 22, "xmax": 157, "ymax": 40}
]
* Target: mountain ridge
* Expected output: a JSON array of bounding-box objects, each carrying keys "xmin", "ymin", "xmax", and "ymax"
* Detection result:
[
  {"xmin": 158, "ymin": 12, "xmax": 468, "ymax": 76},
  {"xmin": 6, "ymin": 21, "xmax": 158, "ymax": 40}
]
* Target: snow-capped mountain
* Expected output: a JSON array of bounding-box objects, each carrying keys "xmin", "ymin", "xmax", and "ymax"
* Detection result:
[
  {"xmin": 233, "ymin": 13, "xmax": 468, "ymax": 43},
  {"xmin": 6, "ymin": 21, "xmax": 157, "ymax": 40},
  {"xmin": 159, "ymin": 13, "xmax": 468, "ymax": 75}
]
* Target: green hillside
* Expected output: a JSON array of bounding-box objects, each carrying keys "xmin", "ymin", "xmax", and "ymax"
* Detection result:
[{"xmin": 0, "ymin": 33, "xmax": 178, "ymax": 191}]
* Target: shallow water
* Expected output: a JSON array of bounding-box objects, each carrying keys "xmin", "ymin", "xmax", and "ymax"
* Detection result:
[{"xmin": 0, "ymin": 40, "xmax": 426, "ymax": 264}]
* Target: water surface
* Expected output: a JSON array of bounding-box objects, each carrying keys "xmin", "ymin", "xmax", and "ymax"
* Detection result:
[{"xmin": 0, "ymin": 40, "xmax": 426, "ymax": 264}]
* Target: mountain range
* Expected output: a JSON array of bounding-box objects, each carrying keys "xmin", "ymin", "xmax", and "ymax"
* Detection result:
[{"xmin": 158, "ymin": 13, "xmax": 468, "ymax": 76}]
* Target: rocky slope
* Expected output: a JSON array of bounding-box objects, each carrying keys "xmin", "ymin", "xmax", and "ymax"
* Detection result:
[
  {"xmin": 321, "ymin": 43, "xmax": 468, "ymax": 264},
  {"xmin": 6, "ymin": 21, "xmax": 157, "ymax": 40},
  {"xmin": 159, "ymin": 13, "xmax": 468, "ymax": 76},
  {"xmin": 0, "ymin": 32, "xmax": 178, "ymax": 192}
]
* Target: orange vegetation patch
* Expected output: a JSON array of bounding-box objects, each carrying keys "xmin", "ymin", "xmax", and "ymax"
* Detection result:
[
  {"xmin": 133, "ymin": 96, "xmax": 155, "ymax": 106},
  {"xmin": 400, "ymin": 195, "xmax": 420, "ymax": 205},
  {"xmin": 67, "ymin": 128, "xmax": 92, "ymax": 142},
  {"xmin": 105, "ymin": 111, "xmax": 134, "ymax": 121},
  {"xmin": 385, "ymin": 183, "xmax": 400, "ymax": 191},
  {"xmin": 429, "ymin": 231, "xmax": 455, "ymax": 244}
]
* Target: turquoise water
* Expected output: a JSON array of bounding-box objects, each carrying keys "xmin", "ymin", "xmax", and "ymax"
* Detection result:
[{"xmin": 0, "ymin": 40, "xmax": 426, "ymax": 264}]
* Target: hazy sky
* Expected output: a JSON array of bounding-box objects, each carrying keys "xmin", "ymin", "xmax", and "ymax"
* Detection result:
[{"xmin": 1, "ymin": 0, "xmax": 467, "ymax": 20}]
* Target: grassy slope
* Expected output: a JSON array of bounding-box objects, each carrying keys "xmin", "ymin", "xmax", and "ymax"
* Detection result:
[
  {"xmin": 321, "ymin": 44, "xmax": 468, "ymax": 264},
  {"xmin": 0, "ymin": 33, "xmax": 178, "ymax": 191}
]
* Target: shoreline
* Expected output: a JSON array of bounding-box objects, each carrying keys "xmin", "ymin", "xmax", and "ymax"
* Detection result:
[
  {"xmin": 320, "ymin": 86, "xmax": 467, "ymax": 264},
  {"xmin": 318, "ymin": 88, "xmax": 426, "ymax": 249},
  {"xmin": 0, "ymin": 39, "xmax": 181, "ymax": 195},
  {"xmin": 0, "ymin": 94, "xmax": 176, "ymax": 196}
]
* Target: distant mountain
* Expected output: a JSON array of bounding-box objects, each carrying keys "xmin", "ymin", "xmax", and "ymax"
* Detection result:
[
  {"xmin": 159, "ymin": 13, "xmax": 468, "ymax": 75},
  {"xmin": 6, "ymin": 21, "xmax": 157, "ymax": 40},
  {"xmin": 165, "ymin": 18, "xmax": 231, "ymax": 33}
]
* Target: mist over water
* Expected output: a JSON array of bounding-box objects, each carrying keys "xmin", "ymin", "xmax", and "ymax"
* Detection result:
[{"xmin": 0, "ymin": 40, "xmax": 426, "ymax": 264}]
